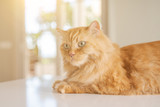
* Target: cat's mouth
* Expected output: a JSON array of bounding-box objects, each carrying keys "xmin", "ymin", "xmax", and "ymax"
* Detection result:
[
  {"xmin": 69, "ymin": 55, "xmax": 88, "ymax": 67},
  {"xmin": 70, "ymin": 57, "xmax": 74, "ymax": 62}
]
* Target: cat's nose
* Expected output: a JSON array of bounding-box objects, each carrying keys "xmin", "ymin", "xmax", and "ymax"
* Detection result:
[{"xmin": 69, "ymin": 53, "xmax": 75, "ymax": 57}]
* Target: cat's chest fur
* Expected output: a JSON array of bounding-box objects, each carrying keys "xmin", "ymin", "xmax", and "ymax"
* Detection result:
[{"xmin": 65, "ymin": 60, "xmax": 106, "ymax": 84}]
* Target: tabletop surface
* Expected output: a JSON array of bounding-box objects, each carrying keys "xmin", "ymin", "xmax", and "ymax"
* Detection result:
[{"xmin": 0, "ymin": 75, "xmax": 160, "ymax": 107}]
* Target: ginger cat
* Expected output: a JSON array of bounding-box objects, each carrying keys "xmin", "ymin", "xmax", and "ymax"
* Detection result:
[{"xmin": 53, "ymin": 21, "xmax": 160, "ymax": 95}]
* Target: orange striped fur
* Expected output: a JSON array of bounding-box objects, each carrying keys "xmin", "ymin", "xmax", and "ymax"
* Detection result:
[{"xmin": 53, "ymin": 21, "xmax": 160, "ymax": 95}]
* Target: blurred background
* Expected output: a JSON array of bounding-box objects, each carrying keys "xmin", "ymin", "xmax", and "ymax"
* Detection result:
[{"xmin": 0, "ymin": 0, "xmax": 160, "ymax": 82}]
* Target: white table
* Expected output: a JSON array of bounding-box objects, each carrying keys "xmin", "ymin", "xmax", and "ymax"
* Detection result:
[{"xmin": 0, "ymin": 75, "xmax": 160, "ymax": 107}]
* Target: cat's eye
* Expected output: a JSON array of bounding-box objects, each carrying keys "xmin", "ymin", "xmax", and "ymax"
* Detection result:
[
  {"xmin": 78, "ymin": 41, "xmax": 86, "ymax": 47},
  {"xmin": 63, "ymin": 44, "xmax": 70, "ymax": 49}
]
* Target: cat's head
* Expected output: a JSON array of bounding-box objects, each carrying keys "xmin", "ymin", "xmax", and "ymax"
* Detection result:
[{"xmin": 56, "ymin": 21, "xmax": 110, "ymax": 67}]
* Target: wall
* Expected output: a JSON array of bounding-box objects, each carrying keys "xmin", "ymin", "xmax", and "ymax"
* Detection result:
[
  {"xmin": 0, "ymin": 0, "xmax": 25, "ymax": 82},
  {"xmin": 108, "ymin": 0, "xmax": 160, "ymax": 47}
]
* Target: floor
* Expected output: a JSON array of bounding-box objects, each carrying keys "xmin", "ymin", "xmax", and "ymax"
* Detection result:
[{"xmin": 0, "ymin": 75, "xmax": 160, "ymax": 107}]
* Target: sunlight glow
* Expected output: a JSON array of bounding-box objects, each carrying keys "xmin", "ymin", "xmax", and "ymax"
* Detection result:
[
  {"xmin": 37, "ymin": 32, "xmax": 57, "ymax": 58},
  {"xmin": 25, "ymin": 0, "xmax": 57, "ymax": 58},
  {"xmin": 25, "ymin": 0, "xmax": 56, "ymax": 33}
]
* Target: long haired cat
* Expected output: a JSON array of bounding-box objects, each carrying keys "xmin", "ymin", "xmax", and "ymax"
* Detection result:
[{"xmin": 53, "ymin": 21, "xmax": 160, "ymax": 95}]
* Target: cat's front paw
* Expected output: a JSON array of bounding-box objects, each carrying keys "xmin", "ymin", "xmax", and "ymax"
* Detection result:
[
  {"xmin": 53, "ymin": 81, "xmax": 73, "ymax": 94},
  {"xmin": 52, "ymin": 80, "xmax": 62, "ymax": 89}
]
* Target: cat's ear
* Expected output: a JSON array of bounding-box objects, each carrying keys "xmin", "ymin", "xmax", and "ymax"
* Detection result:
[
  {"xmin": 56, "ymin": 28, "xmax": 66, "ymax": 37},
  {"xmin": 88, "ymin": 20, "xmax": 100, "ymax": 35}
]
